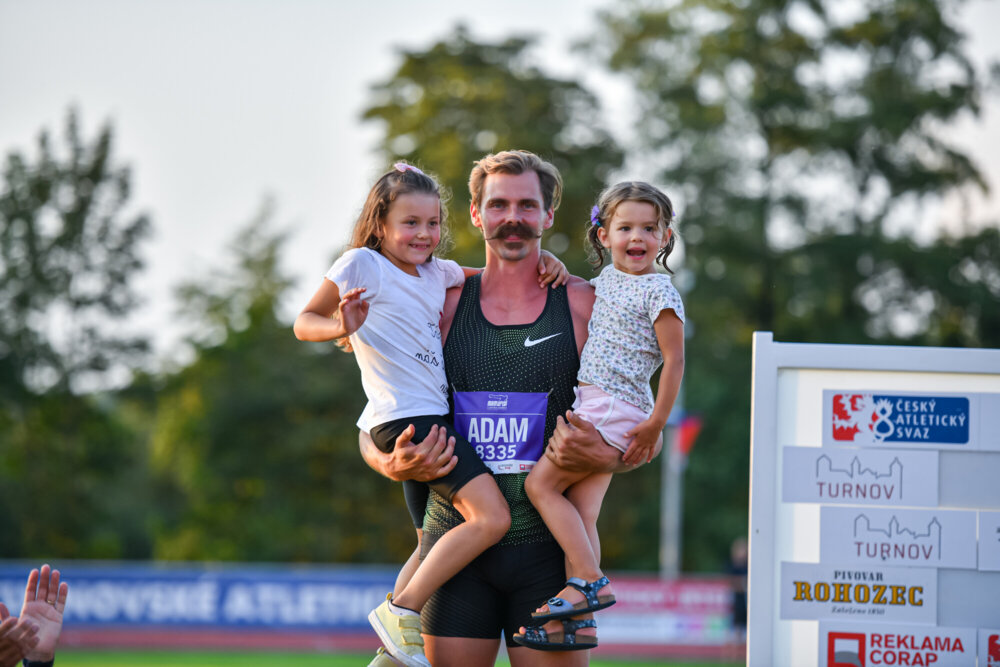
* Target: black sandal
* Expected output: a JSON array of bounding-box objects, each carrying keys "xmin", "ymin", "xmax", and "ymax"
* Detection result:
[
  {"xmin": 512, "ymin": 618, "xmax": 598, "ymax": 651},
  {"xmin": 530, "ymin": 576, "xmax": 616, "ymax": 622}
]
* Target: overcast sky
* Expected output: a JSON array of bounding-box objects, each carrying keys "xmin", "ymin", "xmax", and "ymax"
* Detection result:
[{"xmin": 1, "ymin": 0, "xmax": 997, "ymax": 367}]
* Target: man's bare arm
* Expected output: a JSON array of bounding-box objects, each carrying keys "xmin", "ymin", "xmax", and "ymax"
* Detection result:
[
  {"xmin": 359, "ymin": 425, "xmax": 458, "ymax": 482},
  {"xmin": 546, "ymin": 410, "xmax": 662, "ymax": 473}
]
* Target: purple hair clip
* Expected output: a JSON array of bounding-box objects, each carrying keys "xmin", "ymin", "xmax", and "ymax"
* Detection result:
[
  {"xmin": 394, "ymin": 162, "xmax": 425, "ymax": 176},
  {"xmin": 589, "ymin": 205, "xmax": 601, "ymax": 227}
]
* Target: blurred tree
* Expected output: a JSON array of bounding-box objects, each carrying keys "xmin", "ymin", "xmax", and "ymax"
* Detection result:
[
  {"xmin": 0, "ymin": 110, "xmax": 152, "ymax": 558},
  {"xmin": 594, "ymin": 0, "xmax": 995, "ymax": 569},
  {"xmin": 363, "ymin": 25, "xmax": 624, "ymax": 273},
  {"xmin": 150, "ymin": 203, "xmax": 415, "ymax": 562},
  {"xmin": 0, "ymin": 109, "xmax": 150, "ymax": 397}
]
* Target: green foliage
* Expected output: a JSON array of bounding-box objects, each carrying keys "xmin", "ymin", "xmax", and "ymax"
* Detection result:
[
  {"xmin": 0, "ymin": 110, "xmax": 152, "ymax": 559},
  {"xmin": 363, "ymin": 25, "xmax": 624, "ymax": 273},
  {"xmin": 149, "ymin": 205, "xmax": 416, "ymax": 562},
  {"xmin": 594, "ymin": 0, "xmax": 993, "ymax": 569},
  {"xmin": 0, "ymin": 109, "xmax": 150, "ymax": 397}
]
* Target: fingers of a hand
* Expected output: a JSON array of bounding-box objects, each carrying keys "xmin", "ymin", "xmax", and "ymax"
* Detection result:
[
  {"xmin": 565, "ymin": 410, "xmax": 591, "ymax": 430},
  {"xmin": 23, "ymin": 569, "xmax": 39, "ymax": 606},
  {"xmin": 0, "ymin": 603, "xmax": 9, "ymax": 622},
  {"xmin": 396, "ymin": 424, "xmax": 417, "ymax": 448},
  {"xmin": 0, "ymin": 616, "xmax": 15, "ymax": 634},
  {"xmin": 56, "ymin": 581, "xmax": 69, "ymax": 613},
  {"xmin": 440, "ymin": 454, "xmax": 458, "ymax": 476}
]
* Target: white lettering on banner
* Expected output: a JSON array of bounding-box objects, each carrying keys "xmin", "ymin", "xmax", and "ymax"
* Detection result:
[
  {"xmin": 466, "ymin": 417, "xmax": 528, "ymax": 444},
  {"xmin": 221, "ymin": 583, "xmax": 384, "ymax": 624},
  {"xmin": 65, "ymin": 581, "xmax": 219, "ymax": 623}
]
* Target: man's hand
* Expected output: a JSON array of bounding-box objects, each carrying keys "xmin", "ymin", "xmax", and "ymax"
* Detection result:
[
  {"xmin": 360, "ymin": 425, "xmax": 458, "ymax": 482},
  {"xmin": 622, "ymin": 417, "xmax": 664, "ymax": 465},
  {"xmin": 19, "ymin": 564, "xmax": 68, "ymax": 662},
  {"xmin": 547, "ymin": 410, "xmax": 627, "ymax": 473},
  {"xmin": 0, "ymin": 603, "xmax": 38, "ymax": 667}
]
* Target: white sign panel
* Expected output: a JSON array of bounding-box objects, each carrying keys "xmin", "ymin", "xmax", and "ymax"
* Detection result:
[
  {"xmin": 780, "ymin": 562, "xmax": 936, "ymax": 624},
  {"xmin": 979, "ymin": 628, "xmax": 1000, "ymax": 667},
  {"xmin": 819, "ymin": 623, "xmax": 976, "ymax": 667},
  {"xmin": 980, "ymin": 512, "xmax": 1000, "ymax": 572},
  {"xmin": 782, "ymin": 447, "xmax": 938, "ymax": 506},
  {"xmin": 820, "ymin": 507, "xmax": 977, "ymax": 569}
]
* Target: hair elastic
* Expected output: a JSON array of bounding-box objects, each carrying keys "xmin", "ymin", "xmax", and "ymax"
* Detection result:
[
  {"xmin": 589, "ymin": 205, "xmax": 601, "ymax": 227},
  {"xmin": 394, "ymin": 162, "xmax": 425, "ymax": 176}
]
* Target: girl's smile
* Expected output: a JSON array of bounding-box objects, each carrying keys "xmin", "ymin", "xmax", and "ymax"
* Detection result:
[
  {"xmin": 376, "ymin": 192, "xmax": 441, "ymax": 275},
  {"xmin": 598, "ymin": 200, "xmax": 669, "ymax": 275}
]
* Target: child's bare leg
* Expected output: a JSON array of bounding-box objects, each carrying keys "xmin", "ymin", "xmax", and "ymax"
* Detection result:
[
  {"xmin": 523, "ymin": 457, "xmax": 612, "ymax": 639},
  {"xmin": 566, "ymin": 472, "xmax": 612, "ymax": 566},
  {"xmin": 393, "ymin": 528, "xmax": 423, "ymax": 599},
  {"xmin": 392, "ymin": 474, "xmax": 509, "ymax": 611}
]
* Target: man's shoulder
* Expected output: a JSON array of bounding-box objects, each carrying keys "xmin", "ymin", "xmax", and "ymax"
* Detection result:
[{"xmin": 566, "ymin": 274, "xmax": 596, "ymax": 320}]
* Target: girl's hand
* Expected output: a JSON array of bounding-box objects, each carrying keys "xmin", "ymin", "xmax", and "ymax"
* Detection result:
[
  {"xmin": 622, "ymin": 418, "xmax": 663, "ymax": 465},
  {"xmin": 338, "ymin": 287, "xmax": 369, "ymax": 336},
  {"xmin": 537, "ymin": 250, "xmax": 569, "ymax": 289}
]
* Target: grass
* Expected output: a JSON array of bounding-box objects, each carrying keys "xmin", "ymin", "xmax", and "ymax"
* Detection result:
[{"xmin": 58, "ymin": 649, "xmax": 744, "ymax": 666}]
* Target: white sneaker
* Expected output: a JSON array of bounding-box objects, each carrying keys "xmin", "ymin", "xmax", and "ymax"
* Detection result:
[{"xmin": 367, "ymin": 647, "xmax": 404, "ymax": 666}]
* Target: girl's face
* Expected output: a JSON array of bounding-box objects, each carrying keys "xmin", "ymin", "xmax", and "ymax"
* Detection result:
[
  {"xmin": 376, "ymin": 192, "xmax": 441, "ymax": 275},
  {"xmin": 598, "ymin": 200, "xmax": 669, "ymax": 275}
]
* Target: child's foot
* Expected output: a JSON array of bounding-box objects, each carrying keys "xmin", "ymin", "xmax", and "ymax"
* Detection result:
[
  {"xmin": 513, "ymin": 614, "xmax": 598, "ymax": 650},
  {"xmin": 531, "ymin": 576, "xmax": 615, "ymax": 622},
  {"xmin": 367, "ymin": 647, "xmax": 404, "ymax": 666},
  {"xmin": 368, "ymin": 595, "xmax": 430, "ymax": 667}
]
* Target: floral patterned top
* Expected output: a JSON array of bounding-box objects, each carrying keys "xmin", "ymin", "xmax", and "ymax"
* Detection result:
[{"xmin": 578, "ymin": 265, "xmax": 685, "ymax": 413}]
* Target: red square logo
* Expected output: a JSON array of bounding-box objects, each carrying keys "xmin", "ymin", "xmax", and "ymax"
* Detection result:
[{"xmin": 828, "ymin": 632, "xmax": 866, "ymax": 667}]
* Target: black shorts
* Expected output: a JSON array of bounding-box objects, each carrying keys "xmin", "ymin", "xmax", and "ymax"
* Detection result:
[
  {"xmin": 370, "ymin": 415, "xmax": 492, "ymax": 528},
  {"xmin": 420, "ymin": 540, "xmax": 565, "ymax": 646}
]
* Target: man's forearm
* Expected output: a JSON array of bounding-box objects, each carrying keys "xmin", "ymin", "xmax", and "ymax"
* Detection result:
[{"xmin": 359, "ymin": 431, "xmax": 401, "ymax": 480}]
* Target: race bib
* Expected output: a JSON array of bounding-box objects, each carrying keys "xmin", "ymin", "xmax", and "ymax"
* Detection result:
[{"xmin": 453, "ymin": 391, "xmax": 548, "ymax": 474}]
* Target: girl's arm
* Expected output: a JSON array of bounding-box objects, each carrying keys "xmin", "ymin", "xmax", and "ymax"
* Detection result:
[
  {"xmin": 622, "ymin": 310, "xmax": 685, "ymax": 465},
  {"xmin": 293, "ymin": 279, "xmax": 368, "ymax": 342}
]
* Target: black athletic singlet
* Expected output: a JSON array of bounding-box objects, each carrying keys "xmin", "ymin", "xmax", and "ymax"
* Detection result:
[{"xmin": 423, "ymin": 274, "xmax": 580, "ymax": 547}]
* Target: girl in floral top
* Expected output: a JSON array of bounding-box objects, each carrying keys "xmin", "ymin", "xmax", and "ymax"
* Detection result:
[{"xmin": 515, "ymin": 182, "xmax": 685, "ymax": 651}]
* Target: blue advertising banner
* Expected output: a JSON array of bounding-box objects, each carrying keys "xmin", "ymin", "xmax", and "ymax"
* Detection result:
[{"xmin": 0, "ymin": 562, "xmax": 395, "ymax": 630}]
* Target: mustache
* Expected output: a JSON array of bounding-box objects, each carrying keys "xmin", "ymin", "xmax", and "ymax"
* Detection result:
[{"xmin": 486, "ymin": 222, "xmax": 543, "ymax": 241}]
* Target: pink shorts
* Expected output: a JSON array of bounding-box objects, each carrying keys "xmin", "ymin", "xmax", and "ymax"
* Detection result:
[{"xmin": 571, "ymin": 384, "xmax": 650, "ymax": 454}]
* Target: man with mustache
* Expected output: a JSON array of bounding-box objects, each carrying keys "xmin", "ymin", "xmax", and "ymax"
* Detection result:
[{"xmin": 361, "ymin": 150, "xmax": 657, "ymax": 666}]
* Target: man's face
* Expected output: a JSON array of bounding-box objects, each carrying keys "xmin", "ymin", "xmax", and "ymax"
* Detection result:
[{"xmin": 471, "ymin": 171, "xmax": 554, "ymax": 262}]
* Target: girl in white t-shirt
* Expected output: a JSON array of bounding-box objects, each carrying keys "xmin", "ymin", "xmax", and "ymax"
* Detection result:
[
  {"xmin": 516, "ymin": 181, "xmax": 685, "ymax": 651},
  {"xmin": 295, "ymin": 163, "xmax": 565, "ymax": 667}
]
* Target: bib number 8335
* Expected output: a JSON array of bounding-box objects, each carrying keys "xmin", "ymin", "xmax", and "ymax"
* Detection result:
[{"xmin": 476, "ymin": 444, "xmax": 518, "ymax": 461}]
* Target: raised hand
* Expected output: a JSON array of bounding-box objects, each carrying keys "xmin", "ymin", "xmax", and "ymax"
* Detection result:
[
  {"xmin": 19, "ymin": 565, "xmax": 68, "ymax": 662},
  {"xmin": 0, "ymin": 602, "xmax": 38, "ymax": 667},
  {"xmin": 338, "ymin": 286, "xmax": 370, "ymax": 336}
]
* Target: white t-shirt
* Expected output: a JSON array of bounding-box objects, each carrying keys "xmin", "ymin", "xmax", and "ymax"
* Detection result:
[
  {"xmin": 325, "ymin": 247, "xmax": 465, "ymax": 432},
  {"xmin": 577, "ymin": 265, "xmax": 685, "ymax": 413}
]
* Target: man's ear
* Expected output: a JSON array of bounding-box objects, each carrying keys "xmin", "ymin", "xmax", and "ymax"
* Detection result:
[
  {"xmin": 470, "ymin": 201, "xmax": 483, "ymax": 230},
  {"xmin": 543, "ymin": 207, "xmax": 554, "ymax": 231}
]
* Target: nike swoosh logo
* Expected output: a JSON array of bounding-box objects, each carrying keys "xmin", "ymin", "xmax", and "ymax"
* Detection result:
[{"xmin": 524, "ymin": 333, "xmax": 563, "ymax": 347}]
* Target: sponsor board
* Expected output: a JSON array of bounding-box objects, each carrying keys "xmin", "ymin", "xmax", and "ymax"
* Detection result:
[
  {"xmin": 979, "ymin": 629, "xmax": 1000, "ymax": 667},
  {"xmin": 823, "ymin": 391, "xmax": 972, "ymax": 448},
  {"xmin": 980, "ymin": 512, "xmax": 1000, "ymax": 572},
  {"xmin": 780, "ymin": 562, "xmax": 935, "ymax": 624},
  {"xmin": 819, "ymin": 623, "xmax": 976, "ymax": 667},
  {"xmin": 820, "ymin": 507, "xmax": 977, "ymax": 569},
  {"xmin": 782, "ymin": 447, "xmax": 938, "ymax": 507}
]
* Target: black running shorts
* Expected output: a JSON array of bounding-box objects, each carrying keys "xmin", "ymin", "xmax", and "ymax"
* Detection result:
[
  {"xmin": 420, "ymin": 540, "xmax": 565, "ymax": 646},
  {"xmin": 370, "ymin": 414, "xmax": 492, "ymax": 528}
]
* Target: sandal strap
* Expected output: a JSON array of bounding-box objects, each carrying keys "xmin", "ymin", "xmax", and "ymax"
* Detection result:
[
  {"xmin": 561, "ymin": 618, "xmax": 597, "ymax": 633},
  {"xmin": 564, "ymin": 576, "xmax": 611, "ymax": 606}
]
